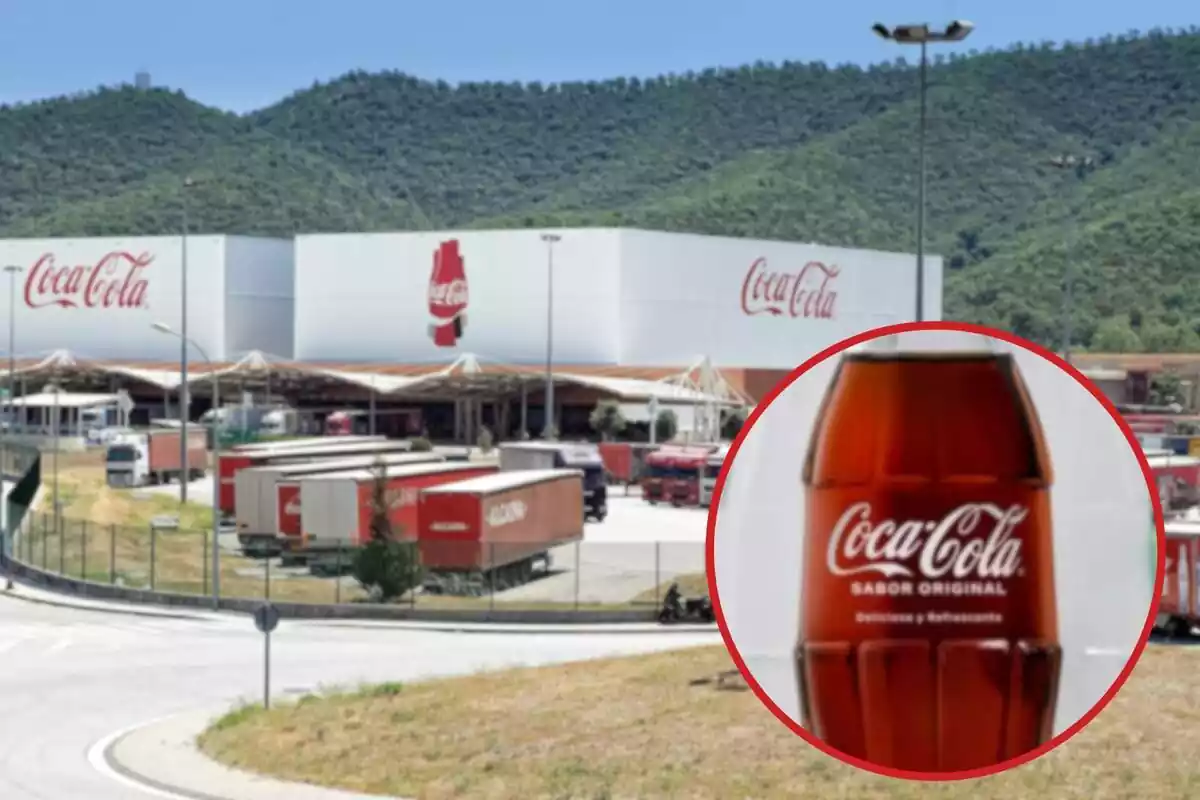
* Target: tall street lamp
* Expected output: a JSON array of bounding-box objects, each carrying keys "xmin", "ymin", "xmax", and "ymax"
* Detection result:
[
  {"xmin": 179, "ymin": 176, "xmax": 196, "ymax": 502},
  {"xmin": 2, "ymin": 265, "xmax": 20, "ymax": 549},
  {"xmin": 153, "ymin": 321, "xmax": 222, "ymax": 608},
  {"xmin": 1045, "ymin": 154, "xmax": 1096, "ymax": 364},
  {"xmin": 540, "ymin": 233, "xmax": 561, "ymax": 440},
  {"xmin": 872, "ymin": 20, "xmax": 975, "ymax": 322}
]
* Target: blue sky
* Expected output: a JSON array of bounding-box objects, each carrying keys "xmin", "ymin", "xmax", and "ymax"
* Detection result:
[{"xmin": 0, "ymin": 0, "xmax": 1194, "ymax": 113}]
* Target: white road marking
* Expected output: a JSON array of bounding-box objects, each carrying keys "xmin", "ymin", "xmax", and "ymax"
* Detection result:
[{"xmin": 87, "ymin": 718, "xmax": 199, "ymax": 800}]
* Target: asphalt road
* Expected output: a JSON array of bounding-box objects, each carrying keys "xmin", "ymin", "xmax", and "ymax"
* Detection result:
[{"xmin": 0, "ymin": 593, "xmax": 717, "ymax": 799}]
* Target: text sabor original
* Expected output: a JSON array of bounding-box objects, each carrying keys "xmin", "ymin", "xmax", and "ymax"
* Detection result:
[{"xmin": 851, "ymin": 580, "xmax": 1008, "ymax": 597}]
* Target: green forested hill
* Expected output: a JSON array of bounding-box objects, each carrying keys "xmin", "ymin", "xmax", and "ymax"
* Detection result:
[{"xmin": 0, "ymin": 27, "xmax": 1198, "ymax": 351}]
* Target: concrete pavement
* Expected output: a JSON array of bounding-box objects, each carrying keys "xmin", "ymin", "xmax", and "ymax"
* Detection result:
[{"xmin": 0, "ymin": 589, "xmax": 719, "ymax": 799}]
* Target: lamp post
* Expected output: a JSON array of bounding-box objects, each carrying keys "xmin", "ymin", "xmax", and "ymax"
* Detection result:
[
  {"xmin": 1046, "ymin": 154, "xmax": 1096, "ymax": 364},
  {"xmin": 179, "ymin": 176, "xmax": 196, "ymax": 502},
  {"xmin": 872, "ymin": 20, "xmax": 975, "ymax": 322},
  {"xmin": 2, "ymin": 265, "xmax": 20, "ymax": 548},
  {"xmin": 153, "ymin": 321, "xmax": 221, "ymax": 608},
  {"xmin": 540, "ymin": 233, "xmax": 561, "ymax": 440}
]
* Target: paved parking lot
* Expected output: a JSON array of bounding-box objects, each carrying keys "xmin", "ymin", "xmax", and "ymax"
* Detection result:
[{"xmin": 496, "ymin": 495, "xmax": 708, "ymax": 604}]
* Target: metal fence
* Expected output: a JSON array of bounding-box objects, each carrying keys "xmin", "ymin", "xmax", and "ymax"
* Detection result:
[{"xmin": 9, "ymin": 509, "xmax": 708, "ymax": 612}]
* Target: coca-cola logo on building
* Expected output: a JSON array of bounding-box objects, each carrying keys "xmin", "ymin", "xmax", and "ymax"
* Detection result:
[
  {"xmin": 284, "ymin": 499, "xmax": 301, "ymax": 516},
  {"xmin": 827, "ymin": 502, "xmax": 1026, "ymax": 582},
  {"xmin": 741, "ymin": 257, "xmax": 838, "ymax": 319},
  {"xmin": 24, "ymin": 251, "xmax": 152, "ymax": 310},
  {"xmin": 486, "ymin": 500, "xmax": 528, "ymax": 528},
  {"xmin": 428, "ymin": 240, "xmax": 468, "ymax": 347}
]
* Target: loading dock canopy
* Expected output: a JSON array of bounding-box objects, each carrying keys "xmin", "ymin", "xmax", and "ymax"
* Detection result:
[
  {"xmin": 0, "ymin": 350, "xmax": 751, "ymax": 408},
  {"xmin": 4, "ymin": 390, "xmax": 124, "ymax": 409}
]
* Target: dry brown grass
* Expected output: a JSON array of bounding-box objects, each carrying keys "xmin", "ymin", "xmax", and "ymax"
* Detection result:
[
  {"xmin": 21, "ymin": 458, "xmax": 367, "ymax": 604},
  {"xmin": 197, "ymin": 644, "xmax": 1200, "ymax": 800}
]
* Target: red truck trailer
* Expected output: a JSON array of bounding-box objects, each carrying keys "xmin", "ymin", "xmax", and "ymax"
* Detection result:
[
  {"xmin": 299, "ymin": 460, "xmax": 498, "ymax": 554},
  {"xmin": 598, "ymin": 442, "xmax": 659, "ymax": 494},
  {"xmin": 417, "ymin": 468, "xmax": 585, "ymax": 594},
  {"xmin": 642, "ymin": 444, "xmax": 719, "ymax": 506},
  {"xmin": 325, "ymin": 409, "xmax": 423, "ymax": 437},
  {"xmin": 273, "ymin": 455, "xmax": 450, "ymax": 559},
  {"xmin": 216, "ymin": 438, "xmax": 410, "ymax": 518},
  {"xmin": 1160, "ymin": 521, "xmax": 1200, "ymax": 637},
  {"xmin": 235, "ymin": 451, "xmax": 447, "ymax": 554}
]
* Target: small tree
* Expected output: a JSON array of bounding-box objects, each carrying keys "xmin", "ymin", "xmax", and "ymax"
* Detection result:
[
  {"xmin": 720, "ymin": 408, "xmax": 747, "ymax": 441},
  {"xmin": 589, "ymin": 400, "xmax": 627, "ymax": 441},
  {"xmin": 352, "ymin": 457, "xmax": 422, "ymax": 602},
  {"xmin": 655, "ymin": 409, "xmax": 678, "ymax": 443},
  {"xmin": 476, "ymin": 425, "xmax": 495, "ymax": 453}
]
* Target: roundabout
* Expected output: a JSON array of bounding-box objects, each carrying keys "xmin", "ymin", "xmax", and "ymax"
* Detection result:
[{"xmin": 0, "ymin": 586, "xmax": 717, "ymax": 800}]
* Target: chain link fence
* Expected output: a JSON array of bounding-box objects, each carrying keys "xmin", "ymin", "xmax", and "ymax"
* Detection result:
[{"xmin": 9, "ymin": 508, "xmax": 709, "ymax": 612}]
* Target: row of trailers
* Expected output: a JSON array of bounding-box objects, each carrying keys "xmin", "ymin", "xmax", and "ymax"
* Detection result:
[{"xmin": 216, "ymin": 436, "xmax": 609, "ymax": 595}]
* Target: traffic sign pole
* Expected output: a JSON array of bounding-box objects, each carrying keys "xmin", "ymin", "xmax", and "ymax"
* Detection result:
[
  {"xmin": 263, "ymin": 629, "xmax": 271, "ymax": 710},
  {"xmin": 253, "ymin": 602, "xmax": 280, "ymax": 710}
]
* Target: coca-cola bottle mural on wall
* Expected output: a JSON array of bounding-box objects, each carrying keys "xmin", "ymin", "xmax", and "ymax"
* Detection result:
[
  {"xmin": 428, "ymin": 240, "xmax": 469, "ymax": 347},
  {"xmin": 797, "ymin": 335, "xmax": 1061, "ymax": 772}
]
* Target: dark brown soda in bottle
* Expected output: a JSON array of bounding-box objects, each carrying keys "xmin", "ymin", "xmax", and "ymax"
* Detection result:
[{"xmin": 797, "ymin": 346, "xmax": 1061, "ymax": 772}]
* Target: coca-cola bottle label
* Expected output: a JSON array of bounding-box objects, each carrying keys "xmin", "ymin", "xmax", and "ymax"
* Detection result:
[
  {"xmin": 808, "ymin": 492, "xmax": 1048, "ymax": 638},
  {"xmin": 828, "ymin": 501, "xmax": 1026, "ymax": 583}
]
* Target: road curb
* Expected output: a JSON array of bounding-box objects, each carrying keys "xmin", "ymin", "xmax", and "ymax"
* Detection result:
[
  {"xmin": 0, "ymin": 584, "xmax": 218, "ymax": 622},
  {"xmin": 1, "ymin": 556, "xmax": 716, "ymax": 627},
  {"xmin": 95, "ymin": 709, "xmax": 408, "ymax": 800},
  {"xmin": 0, "ymin": 579, "xmax": 717, "ymax": 635}
]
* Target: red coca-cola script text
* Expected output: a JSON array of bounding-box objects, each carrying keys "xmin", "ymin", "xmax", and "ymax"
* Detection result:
[
  {"xmin": 740, "ymin": 258, "xmax": 838, "ymax": 319},
  {"xmin": 24, "ymin": 251, "xmax": 152, "ymax": 310}
]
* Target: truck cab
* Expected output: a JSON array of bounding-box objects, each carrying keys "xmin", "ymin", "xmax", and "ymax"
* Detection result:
[
  {"xmin": 105, "ymin": 433, "xmax": 150, "ymax": 488},
  {"xmin": 643, "ymin": 445, "xmax": 718, "ymax": 507},
  {"xmin": 497, "ymin": 442, "xmax": 608, "ymax": 522}
]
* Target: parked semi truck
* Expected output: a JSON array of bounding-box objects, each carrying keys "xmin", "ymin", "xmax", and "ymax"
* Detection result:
[
  {"xmin": 497, "ymin": 442, "xmax": 607, "ymax": 521},
  {"xmin": 216, "ymin": 437, "xmax": 401, "ymax": 518},
  {"xmin": 642, "ymin": 444, "xmax": 719, "ymax": 507},
  {"xmin": 417, "ymin": 468, "xmax": 586, "ymax": 596},
  {"xmin": 105, "ymin": 429, "xmax": 208, "ymax": 488},
  {"xmin": 235, "ymin": 451, "xmax": 447, "ymax": 555}
]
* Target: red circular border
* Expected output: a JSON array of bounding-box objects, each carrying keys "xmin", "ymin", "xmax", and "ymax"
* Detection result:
[{"xmin": 704, "ymin": 320, "xmax": 1167, "ymax": 782}]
